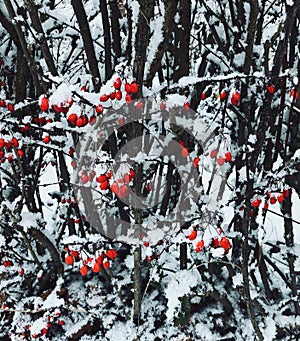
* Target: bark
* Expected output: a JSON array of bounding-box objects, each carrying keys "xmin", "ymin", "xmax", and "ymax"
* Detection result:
[
  {"xmin": 133, "ymin": 0, "xmax": 155, "ymax": 95},
  {"xmin": 100, "ymin": 0, "xmax": 113, "ymax": 80},
  {"xmin": 3, "ymin": 0, "xmax": 44, "ymax": 95},
  {"xmin": 145, "ymin": 0, "xmax": 178, "ymax": 88},
  {"xmin": 71, "ymin": 0, "xmax": 101, "ymax": 91},
  {"xmin": 23, "ymin": 0, "xmax": 58, "ymax": 76},
  {"xmin": 109, "ymin": 0, "xmax": 122, "ymax": 65}
]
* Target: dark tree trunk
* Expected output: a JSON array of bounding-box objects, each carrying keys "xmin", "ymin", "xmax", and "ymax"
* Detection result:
[{"xmin": 100, "ymin": 0, "xmax": 113, "ymax": 80}]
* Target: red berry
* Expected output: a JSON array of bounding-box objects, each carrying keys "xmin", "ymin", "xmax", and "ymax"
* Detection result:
[
  {"xmin": 188, "ymin": 230, "xmax": 197, "ymax": 240},
  {"xmin": 41, "ymin": 328, "xmax": 48, "ymax": 335},
  {"xmin": 143, "ymin": 241, "xmax": 149, "ymax": 247},
  {"xmin": 100, "ymin": 94, "xmax": 109, "ymax": 102},
  {"xmin": 115, "ymin": 90, "xmax": 122, "ymax": 100},
  {"xmin": 125, "ymin": 93, "xmax": 132, "ymax": 104},
  {"xmin": 290, "ymin": 89, "xmax": 299, "ymax": 100},
  {"xmin": 70, "ymin": 250, "xmax": 79, "ymax": 257},
  {"xmin": 19, "ymin": 268, "xmax": 24, "ymax": 275},
  {"xmin": 135, "ymin": 101, "xmax": 143, "ymax": 110},
  {"xmin": 211, "ymin": 238, "xmax": 219, "ymax": 248},
  {"xmin": 181, "ymin": 147, "xmax": 189, "ymax": 158},
  {"xmin": 0, "ymin": 99, "xmax": 5, "ymax": 107},
  {"xmin": 269, "ymin": 196, "xmax": 277, "ymax": 205},
  {"xmin": 123, "ymin": 174, "xmax": 131, "ymax": 184},
  {"xmin": 263, "ymin": 202, "xmax": 269, "ymax": 210},
  {"xmin": 110, "ymin": 182, "xmax": 119, "ymax": 194},
  {"xmin": 266, "ymin": 84, "xmax": 275, "ymax": 94},
  {"xmin": 100, "ymin": 180, "xmax": 109, "ymax": 190},
  {"xmin": 201, "ymin": 92, "xmax": 206, "ymax": 100},
  {"xmin": 183, "ymin": 102, "xmax": 190, "ymax": 111},
  {"xmin": 131, "ymin": 82, "xmax": 138, "ymax": 94},
  {"xmin": 193, "ymin": 157, "xmax": 200, "ymax": 168},
  {"xmin": 251, "ymin": 197, "xmax": 261, "ymax": 208},
  {"xmin": 220, "ymin": 91, "xmax": 228, "ymax": 101},
  {"xmin": 113, "ymin": 77, "xmax": 121, "ymax": 90},
  {"xmin": 217, "ymin": 156, "xmax": 225, "ymax": 166},
  {"xmin": 277, "ymin": 193, "xmax": 285, "ymax": 203},
  {"xmin": 103, "ymin": 260, "xmax": 110, "ymax": 269},
  {"xmin": 231, "ymin": 91, "xmax": 240, "ymax": 106},
  {"xmin": 80, "ymin": 265, "xmax": 88, "ymax": 276},
  {"xmin": 81, "ymin": 85, "xmax": 87, "ymax": 91},
  {"xmin": 11, "ymin": 137, "xmax": 19, "ymax": 147},
  {"xmin": 96, "ymin": 174, "xmax": 107, "ymax": 183},
  {"xmin": 220, "ymin": 237, "xmax": 231, "ymax": 250},
  {"xmin": 43, "ymin": 135, "xmax": 50, "ymax": 144},
  {"xmin": 283, "ymin": 188, "xmax": 289, "ymax": 197},
  {"xmin": 210, "ymin": 149, "xmax": 218, "ymax": 158},
  {"xmin": 7, "ymin": 154, "xmax": 13, "ymax": 163},
  {"xmin": 129, "ymin": 169, "xmax": 135, "ymax": 179},
  {"xmin": 17, "ymin": 149, "xmax": 24, "ymax": 157},
  {"xmin": 53, "ymin": 104, "xmax": 62, "ymax": 113},
  {"xmin": 118, "ymin": 117, "xmax": 125, "ymax": 126},
  {"xmin": 0, "ymin": 138, "xmax": 4, "ymax": 148},
  {"xmin": 109, "ymin": 92, "xmax": 115, "ymax": 100},
  {"xmin": 89, "ymin": 115, "xmax": 96, "ymax": 125},
  {"xmin": 71, "ymin": 160, "xmax": 77, "ymax": 168},
  {"xmin": 81, "ymin": 174, "xmax": 89, "ymax": 184},
  {"xmin": 106, "ymin": 249, "xmax": 117, "ymax": 260},
  {"xmin": 95, "ymin": 104, "xmax": 103, "ymax": 114},
  {"xmin": 125, "ymin": 83, "xmax": 132, "ymax": 93},
  {"xmin": 7, "ymin": 103, "xmax": 14, "ymax": 112},
  {"xmin": 118, "ymin": 184, "xmax": 129, "ymax": 199},
  {"xmin": 40, "ymin": 97, "xmax": 49, "ymax": 111},
  {"xmin": 68, "ymin": 113, "xmax": 78, "ymax": 123},
  {"xmin": 160, "ymin": 101, "xmax": 166, "ymax": 111},
  {"xmin": 195, "ymin": 240, "xmax": 204, "ymax": 252},
  {"xmin": 58, "ymin": 320, "xmax": 65, "ymax": 325},
  {"xmin": 224, "ymin": 152, "xmax": 232, "ymax": 162},
  {"xmin": 65, "ymin": 255, "xmax": 74, "ymax": 265},
  {"xmin": 92, "ymin": 262, "xmax": 101, "ymax": 273}
]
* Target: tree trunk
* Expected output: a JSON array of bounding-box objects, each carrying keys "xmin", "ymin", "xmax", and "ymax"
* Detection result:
[
  {"xmin": 100, "ymin": 0, "xmax": 113, "ymax": 80},
  {"xmin": 71, "ymin": 0, "xmax": 102, "ymax": 91}
]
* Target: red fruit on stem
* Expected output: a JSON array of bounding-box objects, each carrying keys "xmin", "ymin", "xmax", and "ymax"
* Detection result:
[
  {"xmin": 125, "ymin": 83, "xmax": 132, "ymax": 93},
  {"xmin": 118, "ymin": 117, "xmax": 125, "ymax": 126},
  {"xmin": 251, "ymin": 197, "xmax": 261, "ymax": 208},
  {"xmin": 43, "ymin": 135, "xmax": 50, "ymax": 144},
  {"xmin": 217, "ymin": 156, "xmax": 225, "ymax": 166},
  {"xmin": 125, "ymin": 93, "xmax": 132, "ymax": 104},
  {"xmin": 76, "ymin": 117, "xmax": 84, "ymax": 127},
  {"xmin": 113, "ymin": 77, "xmax": 121, "ymax": 90},
  {"xmin": 92, "ymin": 262, "xmax": 101, "ymax": 273},
  {"xmin": 7, "ymin": 155, "xmax": 13, "ymax": 163},
  {"xmin": 283, "ymin": 188, "xmax": 289, "ymax": 197},
  {"xmin": 231, "ymin": 91, "xmax": 240, "ymax": 106},
  {"xmin": 143, "ymin": 241, "xmax": 149, "ymax": 247},
  {"xmin": 263, "ymin": 202, "xmax": 269, "ymax": 210},
  {"xmin": 220, "ymin": 91, "xmax": 228, "ymax": 101},
  {"xmin": 266, "ymin": 84, "xmax": 275, "ymax": 94},
  {"xmin": 277, "ymin": 193, "xmax": 285, "ymax": 203},
  {"xmin": 71, "ymin": 160, "xmax": 77, "ymax": 168},
  {"xmin": 269, "ymin": 196, "xmax": 277, "ymax": 205},
  {"xmin": 201, "ymin": 92, "xmax": 206, "ymax": 100},
  {"xmin": 0, "ymin": 99, "xmax": 5, "ymax": 107},
  {"xmin": 224, "ymin": 152, "xmax": 232, "ymax": 162},
  {"xmin": 103, "ymin": 260, "xmax": 110, "ymax": 269},
  {"xmin": 193, "ymin": 157, "xmax": 200, "ymax": 168},
  {"xmin": 220, "ymin": 237, "xmax": 231, "ymax": 250},
  {"xmin": 80, "ymin": 265, "xmax": 88, "ymax": 276},
  {"xmin": 135, "ymin": 101, "xmax": 143, "ymax": 110},
  {"xmin": 71, "ymin": 250, "xmax": 79, "ymax": 258},
  {"xmin": 211, "ymin": 238, "xmax": 219, "ymax": 248},
  {"xmin": 81, "ymin": 85, "xmax": 87, "ymax": 91},
  {"xmin": 17, "ymin": 149, "xmax": 24, "ymax": 157},
  {"xmin": 65, "ymin": 255, "xmax": 74, "ymax": 265},
  {"xmin": 106, "ymin": 249, "xmax": 117, "ymax": 260},
  {"xmin": 129, "ymin": 169, "xmax": 135, "ymax": 179},
  {"xmin": 110, "ymin": 182, "xmax": 119, "ymax": 194},
  {"xmin": 124, "ymin": 174, "xmax": 131, "ymax": 184},
  {"xmin": 58, "ymin": 320, "xmax": 65, "ymax": 325},
  {"xmin": 106, "ymin": 170, "xmax": 112, "ymax": 179},
  {"xmin": 0, "ymin": 150, "xmax": 4, "ymax": 159},
  {"xmin": 12, "ymin": 137, "xmax": 19, "ymax": 147},
  {"xmin": 96, "ymin": 174, "xmax": 107, "ymax": 183},
  {"xmin": 100, "ymin": 94, "xmax": 109, "ymax": 102},
  {"xmin": 7, "ymin": 103, "xmax": 14, "ymax": 112},
  {"xmin": 183, "ymin": 102, "xmax": 190, "ymax": 111},
  {"xmin": 131, "ymin": 82, "xmax": 138, "ymax": 94},
  {"xmin": 110, "ymin": 92, "xmax": 116, "ymax": 100},
  {"xmin": 118, "ymin": 184, "xmax": 129, "ymax": 199},
  {"xmin": 188, "ymin": 230, "xmax": 197, "ymax": 240},
  {"xmin": 40, "ymin": 97, "xmax": 49, "ymax": 111},
  {"xmin": 89, "ymin": 115, "xmax": 96, "ymax": 125},
  {"xmin": 100, "ymin": 180, "xmax": 109, "ymax": 190},
  {"xmin": 195, "ymin": 240, "xmax": 204, "ymax": 252},
  {"xmin": 95, "ymin": 104, "xmax": 103, "ymax": 114},
  {"xmin": 0, "ymin": 138, "xmax": 4, "ymax": 148},
  {"xmin": 290, "ymin": 88, "xmax": 299, "ymax": 100},
  {"xmin": 81, "ymin": 174, "xmax": 89, "ymax": 184},
  {"xmin": 68, "ymin": 113, "xmax": 77, "ymax": 122},
  {"xmin": 53, "ymin": 104, "xmax": 62, "ymax": 113},
  {"xmin": 181, "ymin": 147, "xmax": 189, "ymax": 158},
  {"xmin": 160, "ymin": 101, "xmax": 166, "ymax": 111},
  {"xmin": 41, "ymin": 328, "xmax": 48, "ymax": 335},
  {"xmin": 210, "ymin": 149, "xmax": 218, "ymax": 158},
  {"xmin": 115, "ymin": 90, "xmax": 122, "ymax": 100}
]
